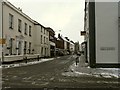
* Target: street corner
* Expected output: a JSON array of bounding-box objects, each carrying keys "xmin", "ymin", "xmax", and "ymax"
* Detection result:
[
  {"xmin": 61, "ymin": 62, "xmax": 90, "ymax": 77},
  {"xmin": 61, "ymin": 60, "xmax": 120, "ymax": 79}
]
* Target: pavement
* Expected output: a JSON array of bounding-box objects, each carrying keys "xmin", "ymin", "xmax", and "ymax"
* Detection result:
[{"xmin": 67, "ymin": 55, "xmax": 120, "ymax": 79}]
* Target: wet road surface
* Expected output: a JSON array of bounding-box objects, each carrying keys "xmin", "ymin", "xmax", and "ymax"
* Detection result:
[{"xmin": 2, "ymin": 55, "xmax": 120, "ymax": 89}]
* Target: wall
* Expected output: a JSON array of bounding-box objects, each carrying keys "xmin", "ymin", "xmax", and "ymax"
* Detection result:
[
  {"xmin": 34, "ymin": 25, "xmax": 41, "ymax": 55},
  {"xmin": 3, "ymin": 2, "xmax": 34, "ymax": 56},
  {"xmin": 95, "ymin": 2, "xmax": 118, "ymax": 63}
]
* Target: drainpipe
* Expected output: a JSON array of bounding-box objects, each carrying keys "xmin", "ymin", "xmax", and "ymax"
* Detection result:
[{"xmin": 1, "ymin": 2, "xmax": 4, "ymax": 63}]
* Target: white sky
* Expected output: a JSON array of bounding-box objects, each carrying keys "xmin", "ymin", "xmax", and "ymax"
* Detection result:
[{"xmin": 8, "ymin": 0, "xmax": 85, "ymax": 43}]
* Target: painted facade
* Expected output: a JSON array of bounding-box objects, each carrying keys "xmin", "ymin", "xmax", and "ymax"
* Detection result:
[
  {"xmin": 0, "ymin": 0, "xmax": 50, "ymax": 62},
  {"xmin": 34, "ymin": 22, "xmax": 50, "ymax": 58},
  {"xmin": 46, "ymin": 27, "xmax": 55, "ymax": 57},
  {"xmin": 82, "ymin": 0, "xmax": 120, "ymax": 68}
]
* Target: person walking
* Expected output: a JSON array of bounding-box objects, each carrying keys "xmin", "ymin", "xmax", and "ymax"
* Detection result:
[{"xmin": 75, "ymin": 54, "xmax": 80, "ymax": 66}]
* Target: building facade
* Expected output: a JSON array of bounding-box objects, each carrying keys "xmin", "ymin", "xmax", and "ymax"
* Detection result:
[
  {"xmin": 74, "ymin": 42, "xmax": 80, "ymax": 54},
  {"xmin": 82, "ymin": 0, "xmax": 120, "ymax": 68},
  {"xmin": 34, "ymin": 22, "xmax": 50, "ymax": 58},
  {"xmin": 56, "ymin": 34, "xmax": 74, "ymax": 55},
  {"xmin": 69, "ymin": 41, "xmax": 75, "ymax": 55},
  {"xmin": 46, "ymin": 27, "xmax": 56, "ymax": 57},
  {"xmin": 55, "ymin": 34, "xmax": 64, "ymax": 56},
  {"xmin": 0, "ymin": 0, "xmax": 50, "ymax": 62}
]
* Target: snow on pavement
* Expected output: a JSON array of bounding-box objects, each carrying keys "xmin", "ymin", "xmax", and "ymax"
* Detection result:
[
  {"xmin": 2, "ymin": 58, "xmax": 55, "ymax": 68},
  {"xmin": 63, "ymin": 63, "xmax": 120, "ymax": 78},
  {"xmin": 97, "ymin": 68, "xmax": 120, "ymax": 78}
]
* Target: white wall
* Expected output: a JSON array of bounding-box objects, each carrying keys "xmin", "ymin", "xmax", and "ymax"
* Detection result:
[
  {"xmin": 95, "ymin": 2, "xmax": 118, "ymax": 63},
  {"xmin": 0, "ymin": 2, "xmax": 2, "ymax": 89},
  {"xmin": 3, "ymin": 3, "xmax": 34, "ymax": 55},
  {"xmin": 33, "ymin": 25, "xmax": 41, "ymax": 55},
  {"xmin": 0, "ymin": 0, "xmax": 2, "ymax": 58}
]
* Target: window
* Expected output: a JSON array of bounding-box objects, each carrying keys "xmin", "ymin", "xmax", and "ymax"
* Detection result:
[
  {"xmin": 44, "ymin": 36, "xmax": 45, "ymax": 44},
  {"xmin": 41, "ymin": 35, "xmax": 42, "ymax": 44},
  {"xmin": 29, "ymin": 25, "xmax": 32, "ymax": 36},
  {"xmin": 18, "ymin": 41, "xmax": 21, "ymax": 55},
  {"xmin": 9, "ymin": 14, "xmax": 13, "ymax": 29},
  {"xmin": 46, "ymin": 38, "xmax": 48, "ymax": 44},
  {"xmin": 24, "ymin": 41, "xmax": 27, "ymax": 54},
  {"xmin": 18, "ymin": 19, "xmax": 22, "ymax": 32},
  {"xmin": 41, "ymin": 47, "xmax": 43, "ymax": 56},
  {"xmin": 41, "ymin": 27, "xmax": 42, "ymax": 32},
  {"xmin": 29, "ymin": 42, "xmax": 31, "ymax": 54},
  {"xmin": 9, "ymin": 38, "xmax": 13, "ymax": 55},
  {"xmin": 44, "ymin": 29, "xmax": 45, "ymax": 34},
  {"xmin": 45, "ymin": 48, "xmax": 46, "ymax": 56},
  {"xmin": 24, "ymin": 23, "xmax": 27, "ymax": 35}
]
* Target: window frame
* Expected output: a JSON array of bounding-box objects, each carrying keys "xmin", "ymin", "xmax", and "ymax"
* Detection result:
[
  {"xmin": 29, "ymin": 42, "xmax": 31, "ymax": 54},
  {"xmin": 24, "ymin": 41, "xmax": 27, "ymax": 54},
  {"xmin": 18, "ymin": 19, "xmax": 22, "ymax": 32},
  {"xmin": 29, "ymin": 25, "xmax": 32, "ymax": 36},
  {"xmin": 9, "ymin": 13, "xmax": 14, "ymax": 29},
  {"xmin": 24, "ymin": 23, "xmax": 27, "ymax": 35}
]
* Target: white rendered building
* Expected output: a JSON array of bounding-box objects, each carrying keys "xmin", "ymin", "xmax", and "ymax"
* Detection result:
[
  {"xmin": 0, "ymin": 0, "xmax": 50, "ymax": 62},
  {"xmin": 34, "ymin": 22, "xmax": 50, "ymax": 57},
  {"xmin": 82, "ymin": 0, "xmax": 120, "ymax": 68}
]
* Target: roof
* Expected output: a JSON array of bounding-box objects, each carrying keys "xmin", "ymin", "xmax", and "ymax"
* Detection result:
[
  {"xmin": 34, "ymin": 21, "xmax": 46, "ymax": 29},
  {"xmin": 45, "ymin": 27, "xmax": 55, "ymax": 33},
  {"xmin": 3, "ymin": 0, "xmax": 35, "ymax": 23}
]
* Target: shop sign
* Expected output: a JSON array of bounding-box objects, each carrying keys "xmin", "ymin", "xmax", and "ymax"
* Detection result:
[{"xmin": 0, "ymin": 38, "xmax": 6, "ymax": 44}]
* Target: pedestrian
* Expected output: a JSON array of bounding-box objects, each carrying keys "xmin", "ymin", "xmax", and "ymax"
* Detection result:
[{"xmin": 75, "ymin": 55, "xmax": 79, "ymax": 66}]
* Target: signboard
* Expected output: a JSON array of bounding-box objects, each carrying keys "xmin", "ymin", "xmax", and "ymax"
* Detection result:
[
  {"xmin": 81, "ymin": 31, "xmax": 86, "ymax": 36},
  {"xmin": 0, "ymin": 39, "xmax": 6, "ymax": 44}
]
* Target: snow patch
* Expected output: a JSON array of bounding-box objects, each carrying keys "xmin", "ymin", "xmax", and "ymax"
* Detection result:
[
  {"xmin": 75, "ymin": 71, "xmax": 92, "ymax": 76},
  {"xmin": 62, "ymin": 71, "xmax": 92, "ymax": 77},
  {"xmin": 40, "ymin": 82, "xmax": 49, "ymax": 86},
  {"xmin": 65, "ymin": 62, "xmax": 120, "ymax": 78},
  {"xmin": 2, "ymin": 58, "xmax": 55, "ymax": 68},
  {"xmin": 57, "ymin": 57, "xmax": 60, "ymax": 59},
  {"xmin": 94, "ymin": 72, "xmax": 119, "ymax": 78}
]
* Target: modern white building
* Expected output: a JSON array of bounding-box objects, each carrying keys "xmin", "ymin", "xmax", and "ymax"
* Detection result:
[
  {"xmin": 0, "ymin": 0, "xmax": 50, "ymax": 62},
  {"xmin": 82, "ymin": 0, "xmax": 120, "ymax": 68}
]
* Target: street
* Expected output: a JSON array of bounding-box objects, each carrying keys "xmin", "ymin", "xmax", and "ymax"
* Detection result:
[{"xmin": 2, "ymin": 55, "xmax": 119, "ymax": 89}]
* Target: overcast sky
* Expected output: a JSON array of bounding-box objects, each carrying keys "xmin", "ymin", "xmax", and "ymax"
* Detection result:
[{"xmin": 8, "ymin": 0, "xmax": 85, "ymax": 43}]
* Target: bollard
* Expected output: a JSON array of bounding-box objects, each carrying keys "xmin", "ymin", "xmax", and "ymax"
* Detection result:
[{"xmin": 24, "ymin": 57, "xmax": 27, "ymax": 63}]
